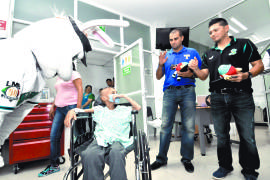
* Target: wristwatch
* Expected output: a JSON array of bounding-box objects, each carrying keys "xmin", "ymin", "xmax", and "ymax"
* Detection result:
[
  {"xmin": 190, "ymin": 74, "xmax": 197, "ymax": 79},
  {"xmin": 248, "ymin": 72, "xmax": 253, "ymax": 79}
]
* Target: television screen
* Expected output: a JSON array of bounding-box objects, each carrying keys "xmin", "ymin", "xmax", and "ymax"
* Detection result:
[{"xmin": 156, "ymin": 27, "xmax": 190, "ymax": 50}]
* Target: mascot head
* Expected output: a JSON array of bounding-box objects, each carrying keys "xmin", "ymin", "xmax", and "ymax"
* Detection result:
[
  {"xmin": 14, "ymin": 17, "xmax": 129, "ymax": 81},
  {"xmin": 14, "ymin": 16, "xmax": 92, "ymax": 81}
]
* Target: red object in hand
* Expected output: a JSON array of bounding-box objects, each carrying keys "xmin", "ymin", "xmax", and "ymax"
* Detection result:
[
  {"xmin": 175, "ymin": 62, "xmax": 188, "ymax": 72},
  {"xmin": 176, "ymin": 63, "xmax": 182, "ymax": 71},
  {"xmin": 226, "ymin": 66, "xmax": 237, "ymax": 75}
]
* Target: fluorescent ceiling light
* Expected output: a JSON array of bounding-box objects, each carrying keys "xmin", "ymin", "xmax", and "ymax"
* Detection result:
[
  {"xmin": 254, "ymin": 37, "xmax": 270, "ymax": 44},
  {"xmin": 230, "ymin": 17, "xmax": 248, "ymax": 31},
  {"xmin": 229, "ymin": 25, "xmax": 239, "ymax": 33}
]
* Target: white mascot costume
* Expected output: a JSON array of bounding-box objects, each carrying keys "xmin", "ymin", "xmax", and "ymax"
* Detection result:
[{"xmin": 0, "ymin": 16, "xmax": 129, "ymax": 167}]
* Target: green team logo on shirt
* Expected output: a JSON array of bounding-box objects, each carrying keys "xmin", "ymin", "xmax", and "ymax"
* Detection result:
[
  {"xmin": 16, "ymin": 92, "xmax": 39, "ymax": 106},
  {"xmin": 229, "ymin": 48, "xmax": 237, "ymax": 56},
  {"xmin": 1, "ymin": 86, "xmax": 20, "ymax": 101}
]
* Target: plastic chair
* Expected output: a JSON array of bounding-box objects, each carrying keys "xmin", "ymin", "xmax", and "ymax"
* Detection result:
[{"xmin": 146, "ymin": 106, "xmax": 161, "ymax": 137}]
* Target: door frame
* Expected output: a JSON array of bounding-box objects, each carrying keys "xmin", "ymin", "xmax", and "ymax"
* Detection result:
[{"xmin": 113, "ymin": 38, "xmax": 148, "ymax": 134}]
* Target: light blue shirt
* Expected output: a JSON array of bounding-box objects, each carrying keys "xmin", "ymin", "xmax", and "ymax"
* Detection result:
[{"xmin": 92, "ymin": 105, "xmax": 133, "ymax": 148}]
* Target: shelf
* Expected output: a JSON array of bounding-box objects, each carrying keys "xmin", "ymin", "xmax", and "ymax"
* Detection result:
[{"xmin": 8, "ymin": 103, "xmax": 64, "ymax": 166}]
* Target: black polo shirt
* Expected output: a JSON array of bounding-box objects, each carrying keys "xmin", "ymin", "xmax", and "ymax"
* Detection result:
[{"xmin": 201, "ymin": 36, "xmax": 261, "ymax": 92}]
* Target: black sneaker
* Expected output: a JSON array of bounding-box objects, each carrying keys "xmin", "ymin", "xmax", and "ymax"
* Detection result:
[
  {"xmin": 243, "ymin": 174, "xmax": 257, "ymax": 180},
  {"xmin": 212, "ymin": 167, "xmax": 233, "ymax": 179},
  {"xmin": 241, "ymin": 169, "xmax": 258, "ymax": 180},
  {"xmin": 150, "ymin": 161, "xmax": 167, "ymax": 170},
  {"xmin": 38, "ymin": 165, "xmax": 60, "ymax": 177},
  {"xmin": 181, "ymin": 160, "xmax": 194, "ymax": 173}
]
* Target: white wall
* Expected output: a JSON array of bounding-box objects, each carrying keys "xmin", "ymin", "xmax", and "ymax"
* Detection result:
[
  {"xmin": 195, "ymin": 77, "xmax": 210, "ymax": 96},
  {"xmin": 252, "ymin": 75, "xmax": 267, "ymax": 109},
  {"xmin": 45, "ymin": 77, "xmax": 57, "ymax": 101},
  {"xmin": 77, "ymin": 62, "xmax": 114, "ymax": 96},
  {"xmin": 152, "ymin": 51, "xmax": 164, "ymax": 119},
  {"xmin": 44, "ymin": 62, "xmax": 114, "ymax": 100}
]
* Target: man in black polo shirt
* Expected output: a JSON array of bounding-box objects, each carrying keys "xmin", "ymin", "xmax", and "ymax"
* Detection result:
[{"xmin": 189, "ymin": 18, "xmax": 264, "ymax": 180}]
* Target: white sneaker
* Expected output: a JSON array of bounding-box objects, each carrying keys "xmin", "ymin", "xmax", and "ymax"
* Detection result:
[
  {"xmin": 0, "ymin": 155, "xmax": 4, "ymax": 167},
  {"xmin": 147, "ymin": 118, "xmax": 162, "ymax": 128}
]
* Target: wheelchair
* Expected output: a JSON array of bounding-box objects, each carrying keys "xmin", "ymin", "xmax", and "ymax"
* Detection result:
[{"xmin": 63, "ymin": 104, "xmax": 152, "ymax": 180}]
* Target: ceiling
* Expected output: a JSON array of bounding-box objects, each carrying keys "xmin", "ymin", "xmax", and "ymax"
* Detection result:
[{"xmin": 84, "ymin": 0, "xmax": 270, "ymax": 66}]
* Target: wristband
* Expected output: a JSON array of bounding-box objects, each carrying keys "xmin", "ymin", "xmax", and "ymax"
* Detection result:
[{"xmin": 73, "ymin": 108, "xmax": 84, "ymax": 113}]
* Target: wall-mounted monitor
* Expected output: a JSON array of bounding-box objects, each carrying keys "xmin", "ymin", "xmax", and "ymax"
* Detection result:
[{"xmin": 156, "ymin": 27, "xmax": 190, "ymax": 50}]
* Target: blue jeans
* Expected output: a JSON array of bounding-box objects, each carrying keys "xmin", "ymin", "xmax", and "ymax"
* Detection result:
[
  {"xmin": 156, "ymin": 86, "xmax": 196, "ymax": 163},
  {"xmin": 211, "ymin": 92, "xmax": 260, "ymax": 176},
  {"xmin": 50, "ymin": 104, "xmax": 77, "ymax": 166}
]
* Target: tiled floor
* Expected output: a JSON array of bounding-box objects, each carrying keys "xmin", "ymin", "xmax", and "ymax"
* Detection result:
[{"xmin": 0, "ymin": 126, "xmax": 269, "ymax": 180}]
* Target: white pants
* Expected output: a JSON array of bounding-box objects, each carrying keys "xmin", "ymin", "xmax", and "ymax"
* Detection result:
[{"xmin": 0, "ymin": 103, "xmax": 35, "ymax": 146}]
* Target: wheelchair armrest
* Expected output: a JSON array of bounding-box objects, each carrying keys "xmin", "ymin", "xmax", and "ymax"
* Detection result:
[
  {"xmin": 76, "ymin": 112, "xmax": 92, "ymax": 118},
  {"xmin": 69, "ymin": 112, "xmax": 91, "ymax": 127},
  {"xmin": 70, "ymin": 112, "xmax": 94, "ymax": 150}
]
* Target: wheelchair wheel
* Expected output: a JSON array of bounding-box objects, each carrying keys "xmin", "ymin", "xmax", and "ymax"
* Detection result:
[{"xmin": 138, "ymin": 130, "xmax": 152, "ymax": 180}]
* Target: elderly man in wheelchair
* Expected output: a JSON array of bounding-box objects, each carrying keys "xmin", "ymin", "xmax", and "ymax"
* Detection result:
[{"xmin": 64, "ymin": 87, "xmax": 141, "ymax": 180}]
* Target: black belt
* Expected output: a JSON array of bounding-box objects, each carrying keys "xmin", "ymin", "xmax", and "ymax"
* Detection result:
[
  {"xmin": 167, "ymin": 85, "xmax": 193, "ymax": 90},
  {"xmin": 211, "ymin": 88, "xmax": 245, "ymax": 94}
]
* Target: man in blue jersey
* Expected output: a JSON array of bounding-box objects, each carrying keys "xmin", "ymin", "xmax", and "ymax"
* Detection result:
[{"xmin": 151, "ymin": 29, "xmax": 202, "ymax": 173}]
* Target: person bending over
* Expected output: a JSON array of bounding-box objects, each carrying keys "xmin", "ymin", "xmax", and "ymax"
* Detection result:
[{"xmin": 38, "ymin": 63, "xmax": 83, "ymax": 177}]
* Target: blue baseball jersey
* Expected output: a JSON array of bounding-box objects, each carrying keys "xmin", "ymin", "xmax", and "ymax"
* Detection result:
[{"xmin": 160, "ymin": 46, "xmax": 202, "ymax": 91}]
